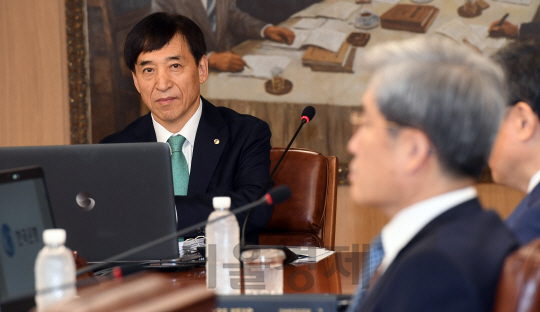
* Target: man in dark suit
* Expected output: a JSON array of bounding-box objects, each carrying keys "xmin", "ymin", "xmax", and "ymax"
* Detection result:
[
  {"xmin": 151, "ymin": 0, "xmax": 295, "ymax": 72},
  {"xmin": 100, "ymin": 12, "xmax": 273, "ymax": 244},
  {"xmin": 346, "ymin": 36, "xmax": 518, "ymax": 311},
  {"xmin": 489, "ymin": 38, "xmax": 540, "ymax": 245}
]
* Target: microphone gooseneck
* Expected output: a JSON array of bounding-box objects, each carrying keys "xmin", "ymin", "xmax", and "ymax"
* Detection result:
[
  {"xmin": 76, "ymin": 186, "xmax": 291, "ymax": 277},
  {"xmin": 240, "ymin": 106, "xmax": 316, "ymax": 246}
]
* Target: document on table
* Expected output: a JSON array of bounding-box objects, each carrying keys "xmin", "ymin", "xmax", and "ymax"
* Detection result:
[
  {"xmin": 292, "ymin": 1, "xmax": 361, "ymax": 20},
  {"xmin": 289, "ymin": 246, "xmax": 335, "ymax": 264},
  {"xmin": 263, "ymin": 28, "xmax": 348, "ymax": 53},
  {"xmin": 227, "ymin": 55, "xmax": 291, "ymax": 79},
  {"xmin": 262, "ymin": 29, "xmax": 312, "ymax": 50},
  {"xmin": 493, "ymin": 0, "xmax": 532, "ymax": 5},
  {"xmin": 373, "ymin": 0, "xmax": 400, "ymax": 4},
  {"xmin": 436, "ymin": 19, "xmax": 506, "ymax": 52},
  {"xmin": 302, "ymin": 28, "xmax": 348, "ymax": 53},
  {"xmin": 294, "ymin": 17, "xmax": 327, "ymax": 30}
]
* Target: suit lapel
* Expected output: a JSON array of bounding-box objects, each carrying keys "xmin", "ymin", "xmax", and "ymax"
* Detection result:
[
  {"xmin": 359, "ymin": 199, "xmax": 481, "ymax": 310},
  {"xmin": 188, "ymin": 97, "xmax": 228, "ymax": 195},
  {"xmin": 507, "ymin": 183, "xmax": 540, "ymax": 226},
  {"xmin": 132, "ymin": 113, "xmax": 157, "ymax": 142}
]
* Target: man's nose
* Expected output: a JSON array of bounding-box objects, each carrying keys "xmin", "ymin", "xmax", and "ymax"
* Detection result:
[{"xmin": 156, "ymin": 70, "xmax": 173, "ymax": 91}]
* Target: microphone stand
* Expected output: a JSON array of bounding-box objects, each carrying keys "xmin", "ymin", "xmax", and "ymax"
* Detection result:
[{"xmin": 240, "ymin": 118, "xmax": 310, "ymax": 246}]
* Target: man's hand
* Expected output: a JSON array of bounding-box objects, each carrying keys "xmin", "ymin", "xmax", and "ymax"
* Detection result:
[
  {"xmin": 488, "ymin": 20, "xmax": 519, "ymax": 38},
  {"xmin": 208, "ymin": 51, "xmax": 247, "ymax": 72},
  {"xmin": 264, "ymin": 26, "xmax": 295, "ymax": 45}
]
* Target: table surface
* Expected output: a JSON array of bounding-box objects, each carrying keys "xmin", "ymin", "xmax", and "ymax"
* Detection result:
[
  {"xmin": 157, "ymin": 252, "xmax": 360, "ymax": 295},
  {"xmin": 200, "ymin": 0, "xmax": 539, "ymax": 106}
]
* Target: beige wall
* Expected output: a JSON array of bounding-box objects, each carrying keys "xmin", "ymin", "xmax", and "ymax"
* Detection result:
[
  {"xmin": 335, "ymin": 184, "xmax": 526, "ymax": 249},
  {"xmin": 0, "ymin": 0, "xmax": 70, "ymax": 146}
]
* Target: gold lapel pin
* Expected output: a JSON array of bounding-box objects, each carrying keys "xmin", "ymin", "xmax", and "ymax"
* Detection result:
[{"xmin": 214, "ymin": 139, "xmax": 220, "ymax": 144}]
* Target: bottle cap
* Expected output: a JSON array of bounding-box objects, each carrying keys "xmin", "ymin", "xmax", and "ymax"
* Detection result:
[
  {"xmin": 212, "ymin": 196, "xmax": 231, "ymax": 209},
  {"xmin": 43, "ymin": 229, "xmax": 66, "ymax": 245}
]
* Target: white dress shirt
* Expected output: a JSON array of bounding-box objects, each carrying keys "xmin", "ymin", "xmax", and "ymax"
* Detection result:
[
  {"xmin": 527, "ymin": 169, "xmax": 540, "ymax": 193},
  {"xmin": 378, "ymin": 186, "xmax": 477, "ymax": 273},
  {"xmin": 152, "ymin": 98, "xmax": 202, "ymax": 173}
]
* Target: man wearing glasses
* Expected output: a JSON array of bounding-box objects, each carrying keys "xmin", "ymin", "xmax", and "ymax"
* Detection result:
[{"xmin": 346, "ymin": 36, "xmax": 517, "ymax": 312}]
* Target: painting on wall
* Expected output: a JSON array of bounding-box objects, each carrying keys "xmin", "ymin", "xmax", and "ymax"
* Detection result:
[{"xmin": 67, "ymin": 0, "xmax": 540, "ymax": 182}]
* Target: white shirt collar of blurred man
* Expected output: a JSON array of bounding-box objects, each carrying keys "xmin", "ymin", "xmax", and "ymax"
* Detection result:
[{"xmin": 378, "ymin": 186, "xmax": 477, "ymax": 274}]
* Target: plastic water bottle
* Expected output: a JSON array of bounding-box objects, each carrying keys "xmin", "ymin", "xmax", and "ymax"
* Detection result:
[
  {"xmin": 34, "ymin": 229, "xmax": 77, "ymax": 311},
  {"xmin": 205, "ymin": 196, "xmax": 240, "ymax": 295}
]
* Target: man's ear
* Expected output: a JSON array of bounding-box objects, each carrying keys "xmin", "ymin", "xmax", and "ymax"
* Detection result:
[
  {"xmin": 132, "ymin": 71, "xmax": 141, "ymax": 94},
  {"xmin": 398, "ymin": 129, "xmax": 432, "ymax": 173},
  {"xmin": 198, "ymin": 55, "xmax": 209, "ymax": 84},
  {"xmin": 513, "ymin": 101, "xmax": 539, "ymax": 141}
]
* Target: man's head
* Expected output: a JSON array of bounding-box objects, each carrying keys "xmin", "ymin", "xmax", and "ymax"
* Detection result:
[
  {"xmin": 348, "ymin": 36, "xmax": 507, "ymax": 215},
  {"xmin": 124, "ymin": 13, "xmax": 209, "ymax": 133},
  {"xmin": 489, "ymin": 38, "xmax": 540, "ymax": 191},
  {"xmin": 124, "ymin": 12, "xmax": 207, "ymax": 71}
]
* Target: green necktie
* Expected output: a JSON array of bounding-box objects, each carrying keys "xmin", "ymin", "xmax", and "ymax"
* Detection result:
[{"xmin": 168, "ymin": 135, "xmax": 189, "ymax": 196}]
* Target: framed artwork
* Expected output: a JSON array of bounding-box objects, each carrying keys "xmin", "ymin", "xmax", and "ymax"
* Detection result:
[{"xmin": 66, "ymin": 0, "xmax": 540, "ymax": 183}]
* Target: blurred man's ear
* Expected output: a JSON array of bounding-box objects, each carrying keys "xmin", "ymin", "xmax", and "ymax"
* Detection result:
[{"xmin": 513, "ymin": 102, "xmax": 539, "ymax": 142}]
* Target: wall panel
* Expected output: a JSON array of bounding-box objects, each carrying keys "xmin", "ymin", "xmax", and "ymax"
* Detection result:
[{"xmin": 0, "ymin": 0, "xmax": 69, "ymax": 146}]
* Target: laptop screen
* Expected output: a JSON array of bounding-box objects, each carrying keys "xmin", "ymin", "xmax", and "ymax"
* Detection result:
[{"xmin": 0, "ymin": 166, "xmax": 54, "ymax": 305}]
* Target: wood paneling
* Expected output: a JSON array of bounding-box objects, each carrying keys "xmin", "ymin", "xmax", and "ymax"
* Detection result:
[
  {"xmin": 0, "ymin": 0, "xmax": 69, "ymax": 146},
  {"xmin": 335, "ymin": 183, "xmax": 526, "ymax": 249}
]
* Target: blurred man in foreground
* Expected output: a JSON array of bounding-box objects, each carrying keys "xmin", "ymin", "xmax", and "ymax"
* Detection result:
[
  {"xmin": 346, "ymin": 36, "xmax": 518, "ymax": 312},
  {"xmin": 489, "ymin": 38, "xmax": 540, "ymax": 245}
]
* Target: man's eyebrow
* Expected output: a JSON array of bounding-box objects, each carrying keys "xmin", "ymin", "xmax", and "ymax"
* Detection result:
[{"xmin": 137, "ymin": 55, "xmax": 182, "ymax": 67}]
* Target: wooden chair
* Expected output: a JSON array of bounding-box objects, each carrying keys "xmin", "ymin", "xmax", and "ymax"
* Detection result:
[
  {"xmin": 259, "ymin": 147, "xmax": 338, "ymax": 250},
  {"xmin": 493, "ymin": 238, "xmax": 540, "ymax": 312}
]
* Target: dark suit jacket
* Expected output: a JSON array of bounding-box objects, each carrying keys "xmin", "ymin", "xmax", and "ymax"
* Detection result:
[
  {"xmin": 100, "ymin": 97, "xmax": 273, "ymax": 244},
  {"xmin": 151, "ymin": 0, "xmax": 267, "ymax": 53},
  {"xmin": 521, "ymin": 22, "xmax": 540, "ymax": 37},
  {"xmin": 506, "ymin": 183, "xmax": 540, "ymax": 245},
  {"xmin": 357, "ymin": 199, "xmax": 518, "ymax": 312}
]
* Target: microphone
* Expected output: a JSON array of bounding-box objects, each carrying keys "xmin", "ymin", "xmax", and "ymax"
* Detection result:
[
  {"xmin": 240, "ymin": 106, "xmax": 316, "ymax": 246},
  {"xmin": 76, "ymin": 185, "xmax": 291, "ymax": 277}
]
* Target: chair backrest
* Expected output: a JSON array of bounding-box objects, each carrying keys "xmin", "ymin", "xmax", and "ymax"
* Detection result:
[
  {"xmin": 493, "ymin": 237, "xmax": 540, "ymax": 312},
  {"xmin": 259, "ymin": 147, "xmax": 338, "ymax": 250}
]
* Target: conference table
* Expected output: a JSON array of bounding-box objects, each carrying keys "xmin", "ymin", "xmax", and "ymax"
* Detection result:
[{"xmin": 60, "ymin": 252, "xmax": 361, "ymax": 311}]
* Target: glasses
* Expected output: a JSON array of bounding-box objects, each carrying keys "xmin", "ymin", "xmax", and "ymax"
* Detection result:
[{"xmin": 349, "ymin": 108, "xmax": 403, "ymax": 134}]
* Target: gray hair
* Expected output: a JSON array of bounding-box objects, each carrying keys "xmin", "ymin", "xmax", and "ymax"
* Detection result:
[{"xmin": 362, "ymin": 35, "xmax": 507, "ymax": 178}]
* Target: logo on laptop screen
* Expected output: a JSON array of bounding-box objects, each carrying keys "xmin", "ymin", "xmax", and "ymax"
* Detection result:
[
  {"xmin": 76, "ymin": 192, "xmax": 95, "ymax": 211},
  {"xmin": 1, "ymin": 224, "xmax": 15, "ymax": 257}
]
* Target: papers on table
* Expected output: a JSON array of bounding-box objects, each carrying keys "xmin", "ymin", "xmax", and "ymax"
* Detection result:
[
  {"xmin": 493, "ymin": 0, "xmax": 532, "ymax": 5},
  {"xmin": 292, "ymin": 1, "xmax": 361, "ymax": 20},
  {"xmin": 294, "ymin": 18, "xmax": 327, "ymax": 30},
  {"xmin": 228, "ymin": 55, "xmax": 291, "ymax": 79},
  {"xmin": 263, "ymin": 29, "xmax": 312, "ymax": 50},
  {"xmin": 288, "ymin": 246, "xmax": 335, "ymax": 264},
  {"xmin": 263, "ymin": 28, "xmax": 348, "ymax": 53},
  {"xmin": 303, "ymin": 28, "xmax": 348, "ymax": 53},
  {"xmin": 373, "ymin": 0, "xmax": 400, "ymax": 4},
  {"xmin": 436, "ymin": 19, "xmax": 506, "ymax": 52}
]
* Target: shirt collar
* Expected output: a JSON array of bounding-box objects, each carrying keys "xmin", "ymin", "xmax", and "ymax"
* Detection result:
[
  {"xmin": 152, "ymin": 98, "xmax": 202, "ymax": 146},
  {"xmin": 379, "ymin": 186, "xmax": 477, "ymax": 272},
  {"xmin": 528, "ymin": 169, "xmax": 540, "ymax": 193}
]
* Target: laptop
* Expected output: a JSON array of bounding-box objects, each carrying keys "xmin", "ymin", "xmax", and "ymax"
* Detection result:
[
  {"xmin": 0, "ymin": 143, "xmax": 179, "ymax": 263},
  {"xmin": 0, "ymin": 166, "xmax": 55, "ymax": 311}
]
